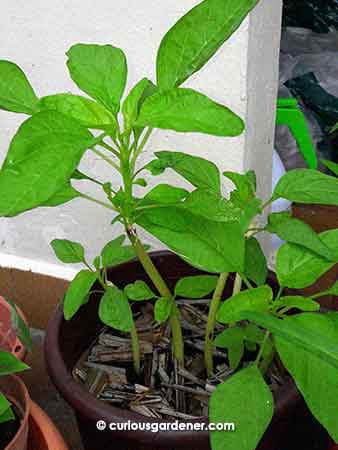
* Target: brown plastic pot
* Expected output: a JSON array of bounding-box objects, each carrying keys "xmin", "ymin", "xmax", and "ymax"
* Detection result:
[
  {"xmin": 292, "ymin": 204, "xmax": 338, "ymax": 311},
  {"xmin": 45, "ymin": 251, "xmax": 329, "ymax": 450},
  {"xmin": 27, "ymin": 400, "xmax": 69, "ymax": 450},
  {"xmin": 0, "ymin": 296, "xmax": 27, "ymax": 361},
  {"xmin": 1, "ymin": 375, "xmax": 30, "ymax": 450}
]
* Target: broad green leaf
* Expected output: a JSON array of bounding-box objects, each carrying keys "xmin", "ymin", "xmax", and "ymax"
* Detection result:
[
  {"xmin": 223, "ymin": 170, "xmax": 256, "ymax": 206},
  {"xmin": 214, "ymin": 327, "xmax": 244, "ymax": 370},
  {"xmin": 275, "ymin": 313, "xmax": 338, "ymax": 442},
  {"xmin": 51, "ymin": 239, "xmax": 85, "ymax": 264},
  {"xmin": 175, "ymin": 275, "xmax": 218, "ymax": 298},
  {"xmin": 156, "ymin": 0, "xmax": 259, "ymax": 90},
  {"xmin": 272, "ymin": 296, "xmax": 320, "ymax": 313},
  {"xmin": 276, "ymin": 229, "xmax": 338, "ymax": 289},
  {"xmin": 209, "ymin": 365, "xmax": 273, "ymax": 450},
  {"xmin": 154, "ymin": 297, "xmax": 172, "ymax": 324},
  {"xmin": 5, "ymin": 297, "xmax": 33, "ymax": 351},
  {"xmin": 122, "ymin": 78, "xmax": 156, "ymax": 130},
  {"xmin": 150, "ymin": 151, "xmax": 221, "ymax": 194},
  {"xmin": 124, "ymin": 280, "xmax": 156, "ymax": 301},
  {"xmin": 139, "ymin": 184, "xmax": 189, "ymax": 206},
  {"xmin": 272, "ymin": 169, "xmax": 338, "ymax": 206},
  {"xmin": 322, "ymin": 159, "xmax": 338, "ymax": 177},
  {"xmin": 244, "ymin": 237, "xmax": 268, "ymax": 286},
  {"xmin": 0, "ymin": 393, "xmax": 14, "ymax": 424},
  {"xmin": 99, "ymin": 286, "xmax": 133, "ymax": 332},
  {"xmin": 267, "ymin": 212, "xmax": 335, "ymax": 261},
  {"xmin": 0, "ymin": 351, "xmax": 29, "ymax": 376},
  {"xmin": 38, "ymin": 94, "xmax": 116, "ymax": 131},
  {"xmin": 183, "ymin": 189, "xmax": 242, "ymax": 223},
  {"xmin": 0, "ymin": 111, "xmax": 93, "ymax": 217},
  {"xmin": 136, "ymin": 206, "xmax": 245, "ymax": 273},
  {"xmin": 244, "ymin": 311, "xmax": 338, "ymax": 371},
  {"xmin": 67, "ymin": 44, "xmax": 127, "ymax": 113},
  {"xmin": 0, "ymin": 60, "xmax": 38, "ymax": 114},
  {"xmin": 137, "ymin": 88, "xmax": 244, "ymax": 137},
  {"xmin": 42, "ymin": 183, "xmax": 80, "ymax": 207},
  {"xmin": 217, "ymin": 286, "xmax": 272, "ymax": 324},
  {"xmin": 101, "ymin": 235, "xmax": 136, "ymax": 268},
  {"xmin": 64, "ymin": 270, "xmax": 97, "ymax": 320}
]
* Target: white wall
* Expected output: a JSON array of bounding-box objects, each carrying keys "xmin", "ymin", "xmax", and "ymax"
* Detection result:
[{"xmin": 0, "ymin": 0, "xmax": 282, "ymax": 280}]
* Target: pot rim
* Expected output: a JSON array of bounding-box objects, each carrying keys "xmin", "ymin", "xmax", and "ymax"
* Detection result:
[
  {"xmin": 44, "ymin": 250, "xmax": 301, "ymax": 442},
  {"xmin": 4, "ymin": 375, "xmax": 30, "ymax": 450}
]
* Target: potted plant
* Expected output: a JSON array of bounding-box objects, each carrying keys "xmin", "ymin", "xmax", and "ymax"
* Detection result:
[{"xmin": 0, "ymin": 1, "xmax": 338, "ymax": 449}]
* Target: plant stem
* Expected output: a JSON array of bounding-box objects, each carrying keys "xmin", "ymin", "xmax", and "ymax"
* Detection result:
[
  {"xmin": 98, "ymin": 141, "xmax": 120, "ymax": 158},
  {"xmin": 79, "ymin": 193, "xmax": 118, "ymax": 212},
  {"xmin": 90, "ymin": 147, "xmax": 120, "ymax": 172},
  {"xmin": 205, "ymin": 272, "xmax": 229, "ymax": 376},
  {"xmin": 131, "ymin": 128, "xmax": 153, "ymax": 170},
  {"xmin": 233, "ymin": 273, "xmax": 242, "ymax": 296},
  {"xmin": 255, "ymin": 331, "xmax": 270, "ymax": 367},
  {"xmin": 130, "ymin": 320, "xmax": 141, "ymax": 374},
  {"xmin": 128, "ymin": 232, "xmax": 184, "ymax": 365}
]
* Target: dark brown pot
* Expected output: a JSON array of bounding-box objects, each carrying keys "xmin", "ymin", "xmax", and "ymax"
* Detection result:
[
  {"xmin": 45, "ymin": 251, "xmax": 328, "ymax": 450},
  {"xmin": 292, "ymin": 203, "xmax": 338, "ymax": 311}
]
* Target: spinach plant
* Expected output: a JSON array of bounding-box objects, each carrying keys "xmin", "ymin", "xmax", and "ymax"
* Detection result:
[{"xmin": 0, "ymin": 0, "xmax": 338, "ymax": 449}]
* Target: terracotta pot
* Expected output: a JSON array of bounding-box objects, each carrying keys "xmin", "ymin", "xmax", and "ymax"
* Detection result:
[
  {"xmin": 27, "ymin": 400, "xmax": 69, "ymax": 450},
  {"xmin": 0, "ymin": 296, "xmax": 27, "ymax": 361},
  {"xmin": 292, "ymin": 204, "xmax": 338, "ymax": 311},
  {"xmin": 1, "ymin": 375, "xmax": 30, "ymax": 450},
  {"xmin": 45, "ymin": 251, "xmax": 329, "ymax": 450}
]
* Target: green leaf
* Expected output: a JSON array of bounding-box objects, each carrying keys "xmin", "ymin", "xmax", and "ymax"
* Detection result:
[
  {"xmin": 217, "ymin": 286, "xmax": 272, "ymax": 324},
  {"xmin": 93, "ymin": 256, "xmax": 101, "ymax": 271},
  {"xmin": 134, "ymin": 178, "xmax": 147, "ymax": 187},
  {"xmin": 124, "ymin": 280, "xmax": 156, "ymax": 301},
  {"xmin": 244, "ymin": 237, "xmax": 268, "ymax": 286},
  {"xmin": 272, "ymin": 169, "xmax": 338, "ymax": 206},
  {"xmin": 0, "ymin": 111, "xmax": 93, "ymax": 217},
  {"xmin": 223, "ymin": 171, "xmax": 256, "ymax": 206},
  {"xmin": 322, "ymin": 159, "xmax": 338, "ymax": 177},
  {"xmin": 122, "ymin": 78, "xmax": 156, "ymax": 130},
  {"xmin": 276, "ymin": 229, "xmax": 338, "ymax": 289},
  {"xmin": 137, "ymin": 88, "xmax": 244, "ymax": 137},
  {"xmin": 38, "ymin": 94, "xmax": 116, "ymax": 131},
  {"xmin": 156, "ymin": 0, "xmax": 259, "ymax": 90},
  {"xmin": 154, "ymin": 297, "xmax": 172, "ymax": 324},
  {"xmin": 275, "ymin": 313, "xmax": 338, "ymax": 442},
  {"xmin": 99, "ymin": 286, "xmax": 133, "ymax": 332},
  {"xmin": 209, "ymin": 365, "xmax": 273, "ymax": 450},
  {"xmin": 214, "ymin": 327, "xmax": 244, "ymax": 370},
  {"xmin": 5, "ymin": 297, "xmax": 33, "ymax": 352},
  {"xmin": 183, "ymin": 189, "xmax": 242, "ymax": 224},
  {"xmin": 243, "ymin": 323, "xmax": 265, "ymax": 345},
  {"xmin": 42, "ymin": 183, "xmax": 80, "ymax": 207},
  {"xmin": 66, "ymin": 44, "xmax": 127, "ymax": 113},
  {"xmin": 151, "ymin": 151, "xmax": 221, "ymax": 194},
  {"xmin": 51, "ymin": 239, "xmax": 85, "ymax": 264},
  {"xmin": 0, "ymin": 393, "xmax": 14, "ymax": 424},
  {"xmin": 136, "ymin": 206, "xmax": 245, "ymax": 273},
  {"xmin": 0, "ymin": 351, "xmax": 29, "ymax": 376},
  {"xmin": 139, "ymin": 184, "xmax": 189, "ymax": 206},
  {"xmin": 272, "ymin": 296, "xmax": 320, "ymax": 313},
  {"xmin": 267, "ymin": 212, "xmax": 335, "ymax": 261},
  {"xmin": 0, "ymin": 60, "xmax": 38, "ymax": 114},
  {"xmin": 325, "ymin": 281, "xmax": 338, "ymax": 296},
  {"xmin": 243, "ymin": 311, "xmax": 338, "ymax": 371},
  {"xmin": 175, "ymin": 275, "xmax": 218, "ymax": 298},
  {"xmin": 101, "ymin": 235, "xmax": 136, "ymax": 268},
  {"xmin": 63, "ymin": 270, "xmax": 97, "ymax": 320}
]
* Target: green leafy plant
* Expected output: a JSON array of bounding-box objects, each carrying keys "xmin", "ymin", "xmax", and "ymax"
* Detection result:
[
  {"xmin": 1, "ymin": 1, "xmax": 338, "ymax": 449},
  {"xmin": 0, "ymin": 299, "xmax": 30, "ymax": 425}
]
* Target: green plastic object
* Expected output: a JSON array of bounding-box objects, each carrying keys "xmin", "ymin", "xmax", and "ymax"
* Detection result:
[{"xmin": 276, "ymin": 98, "xmax": 318, "ymax": 169}]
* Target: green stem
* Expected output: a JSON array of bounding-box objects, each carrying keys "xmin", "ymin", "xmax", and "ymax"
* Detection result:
[
  {"xmin": 205, "ymin": 272, "xmax": 229, "ymax": 376},
  {"xmin": 98, "ymin": 141, "xmax": 120, "ymax": 158},
  {"xmin": 79, "ymin": 193, "xmax": 118, "ymax": 212},
  {"xmin": 233, "ymin": 273, "xmax": 242, "ymax": 296},
  {"xmin": 255, "ymin": 331, "xmax": 270, "ymax": 367},
  {"xmin": 131, "ymin": 128, "xmax": 153, "ymax": 170},
  {"xmin": 129, "ymin": 232, "xmax": 184, "ymax": 365},
  {"xmin": 90, "ymin": 147, "xmax": 120, "ymax": 172},
  {"xmin": 130, "ymin": 320, "xmax": 141, "ymax": 374}
]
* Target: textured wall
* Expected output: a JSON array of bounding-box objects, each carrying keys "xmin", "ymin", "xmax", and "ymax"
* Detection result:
[{"xmin": 0, "ymin": 0, "xmax": 282, "ymax": 279}]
